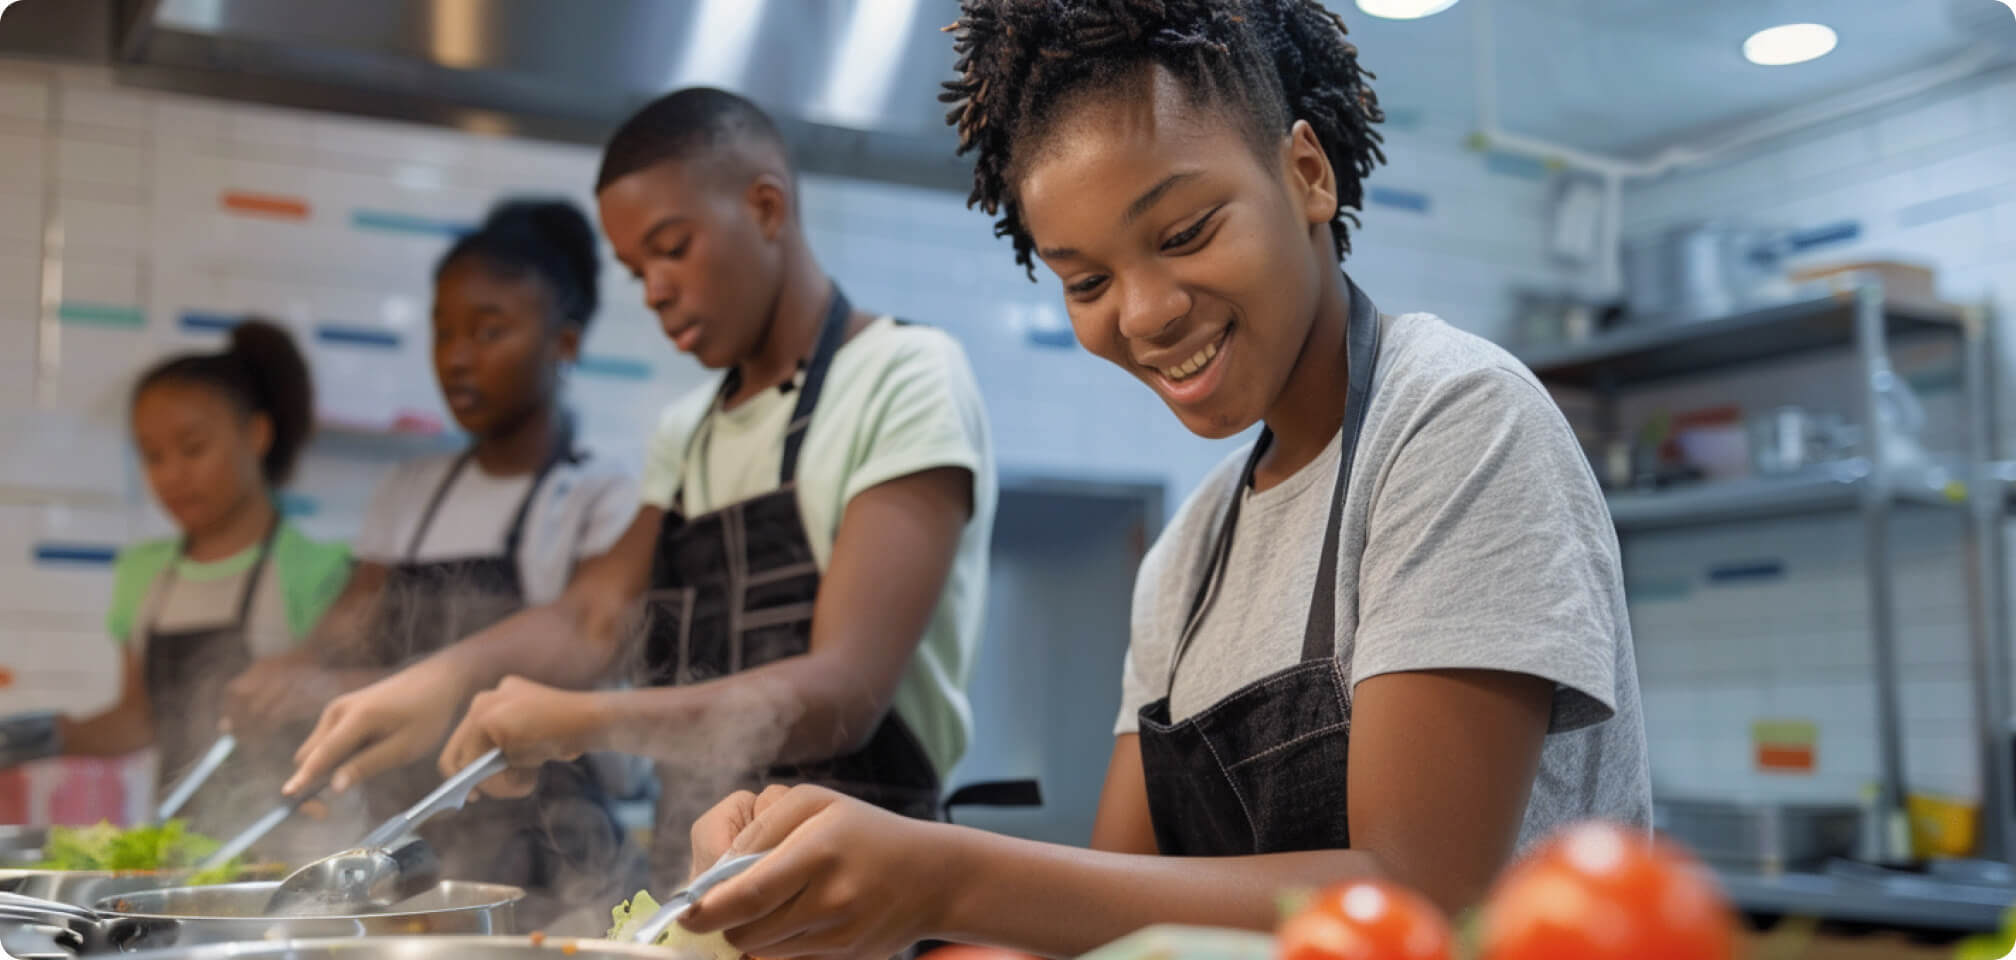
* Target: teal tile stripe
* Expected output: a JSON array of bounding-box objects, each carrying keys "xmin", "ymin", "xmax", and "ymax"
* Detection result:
[{"xmin": 58, "ymin": 302, "xmax": 145, "ymax": 328}]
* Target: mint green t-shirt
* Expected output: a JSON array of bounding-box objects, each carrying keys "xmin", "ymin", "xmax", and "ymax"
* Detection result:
[
  {"xmin": 107, "ymin": 521, "xmax": 352, "ymax": 656},
  {"xmin": 640, "ymin": 317, "xmax": 996, "ymax": 779}
]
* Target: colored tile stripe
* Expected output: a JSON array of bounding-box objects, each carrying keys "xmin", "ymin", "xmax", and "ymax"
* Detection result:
[
  {"xmin": 1785, "ymin": 220, "xmax": 1860, "ymax": 252},
  {"xmin": 1707, "ymin": 559, "xmax": 1786, "ymax": 583},
  {"xmin": 576, "ymin": 354, "xmax": 653, "ymax": 381},
  {"xmin": 1025, "ymin": 326, "xmax": 1076, "ymax": 349},
  {"xmin": 1368, "ymin": 186, "xmax": 1431, "ymax": 214},
  {"xmin": 350, "ymin": 209, "xmax": 473, "ymax": 238},
  {"xmin": 57, "ymin": 302, "xmax": 145, "ymax": 328},
  {"xmin": 314, "ymin": 324, "xmax": 400, "ymax": 348},
  {"xmin": 220, "ymin": 190, "xmax": 310, "ymax": 220},
  {"xmin": 179, "ymin": 311, "xmax": 241, "ymax": 333},
  {"xmin": 1625, "ymin": 576, "xmax": 1692, "ymax": 603},
  {"xmin": 1483, "ymin": 150, "xmax": 1549, "ymax": 181},
  {"xmin": 277, "ymin": 492, "xmax": 318, "ymax": 517},
  {"xmin": 33, "ymin": 543, "xmax": 118, "ymax": 566},
  {"xmin": 1898, "ymin": 185, "xmax": 2014, "ymax": 229},
  {"xmin": 1756, "ymin": 745, "xmax": 1816, "ymax": 772}
]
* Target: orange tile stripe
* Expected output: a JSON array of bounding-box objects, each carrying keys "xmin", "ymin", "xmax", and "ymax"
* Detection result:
[
  {"xmin": 1756, "ymin": 745, "xmax": 1815, "ymax": 772},
  {"xmin": 220, "ymin": 190, "xmax": 310, "ymax": 220}
]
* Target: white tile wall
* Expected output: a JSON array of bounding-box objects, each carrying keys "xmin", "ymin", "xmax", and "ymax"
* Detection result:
[
  {"xmin": 1619, "ymin": 65, "xmax": 2016, "ymax": 812},
  {"xmin": 0, "ymin": 60, "xmax": 1576, "ymax": 820}
]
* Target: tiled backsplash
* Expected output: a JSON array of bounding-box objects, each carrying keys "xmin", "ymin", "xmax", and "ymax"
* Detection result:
[
  {"xmin": 1619, "ymin": 66, "xmax": 2016, "ymax": 809},
  {"xmin": 0, "ymin": 61, "xmax": 1575, "ymax": 822}
]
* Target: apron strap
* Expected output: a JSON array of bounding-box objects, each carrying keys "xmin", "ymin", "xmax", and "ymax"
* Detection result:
[
  {"xmin": 404, "ymin": 452, "xmax": 475, "ymax": 562},
  {"xmin": 778, "ymin": 284, "xmax": 853, "ymax": 485},
  {"xmin": 144, "ymin": 511, "xmax": 284, "ymax": 634},
  {"xmin": 408, "ymin": 417, "xmax": 579, "ymax": 564},
  {"xmin": 501, "ymin": 417, "xmax": 579, "ymax": 560},
  {"xmin": 1301, "ymin": 279, "xmax": 1382, "ymax": 663},
  {"xmin": 668, "ymin": 282, "xmax": 856, "ymax": 510},
  {"xmin": 1164, "ymin": 275, "xmax": 1384, "ymax": 697}
]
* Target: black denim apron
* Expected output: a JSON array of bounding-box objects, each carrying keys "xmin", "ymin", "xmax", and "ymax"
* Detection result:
[
  {"xmin": 142, "ymin": 519, "xmax": 281, "ymax": 839},
  {"xmin": 363, "ymin": 431, "xmax": 631, "ymax": 925},
  {"xmin": 1136, "ymin": 277, "xmax": 1382, "ymax": 856},
  {"xmin": 642, "ymin": 286, "xmax": 940, "ymax": 885}
]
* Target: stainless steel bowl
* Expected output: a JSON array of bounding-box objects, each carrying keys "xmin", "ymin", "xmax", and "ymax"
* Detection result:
[
  {"xmin": 118, "ymin": 936, "xmax": 710, "ymax": 960},
  {"xmin": 89, "ymin": 881, "xmax": 523, "ymax": 949}
]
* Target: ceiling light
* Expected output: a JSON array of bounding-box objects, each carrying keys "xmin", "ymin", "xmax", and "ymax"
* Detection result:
[
  {"xmin": 1355, "ymin": 0, "xmax": 1461, "ymax": 21},
  {"xmin": 1743, "ymin": 23, "xmax": 1838, "ymax": 66}
]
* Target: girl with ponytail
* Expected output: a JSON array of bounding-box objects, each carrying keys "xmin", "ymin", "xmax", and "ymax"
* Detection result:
[
  {"xmin": 666, "ymin": 1, "xmax": 1648, "ymax": 954},
  {"xmin": 228, "ymin": 198, "xmax": 644, "ymax": 929},
  {"xmin": 0, "ymin": 319, "xmax": 352, "ymax": 846}
]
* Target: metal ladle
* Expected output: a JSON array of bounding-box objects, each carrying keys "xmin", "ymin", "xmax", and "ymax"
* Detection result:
[{"xmin": 261, "ymin": 748, "xmax": 508, "ymax": 916}]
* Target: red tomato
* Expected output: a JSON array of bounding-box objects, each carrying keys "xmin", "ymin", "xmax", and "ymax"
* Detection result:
[
  {"xmin": 915, "ymin": 946, "xmax": 1041, "ymax": 960},
  {"xmin": 1277, "ymin": 880, "xmax": 1454, "ymax": 960},
  {"xmin": 1479, "ymin": 821, "xmax": 1737, "ymax": 960}
]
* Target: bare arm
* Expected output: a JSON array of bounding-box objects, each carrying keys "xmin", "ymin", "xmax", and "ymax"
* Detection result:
[
  {"xmin": 56, "ymin": 647, "xmax": 152, "ymax": 756},
  {"xmin": 1089, "ymin": 735, "xmax": 1158, "ymax": 854},
  {"xmin": 940, "ymin": 669, "xmax": 1553, "ymax": 950},
  {"xmin": 441, "ymin": 468, "xmax": 974, "ymax": 784},
  {"xmin": 286, "ymin": 507, "xmax": 661, "ymax": 793},
  {"xmin": 685, "ymin": 667, "xmax": 1553, "ymax": 956},
  {"xmin": 597, "ymin": 467, "xmax": 970, "ymax": 765}
]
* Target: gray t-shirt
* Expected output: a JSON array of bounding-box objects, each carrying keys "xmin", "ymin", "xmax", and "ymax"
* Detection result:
[{"xmin": 1116, "ymin": 311, "xmax": 1651, "ymax": 852}]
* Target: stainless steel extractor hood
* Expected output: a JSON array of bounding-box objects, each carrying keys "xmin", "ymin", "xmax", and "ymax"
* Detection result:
[{"xmin": 2, "ymin": 0, "xmax": 976, "ymax": 192}]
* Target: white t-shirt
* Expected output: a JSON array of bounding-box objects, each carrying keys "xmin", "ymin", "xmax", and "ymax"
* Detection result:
[
  {"xmin": 355, "ymin": 448, "xmax": 638, "ymax": 605},
  {"xmin": 640, "ymin": 317, "xmax": 995, "ymax": 779}
]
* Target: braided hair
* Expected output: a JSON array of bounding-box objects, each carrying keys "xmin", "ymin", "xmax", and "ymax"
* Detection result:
[{"xmin": 942, "ymin": 0, "xmax": 1386, "ymax": 276}]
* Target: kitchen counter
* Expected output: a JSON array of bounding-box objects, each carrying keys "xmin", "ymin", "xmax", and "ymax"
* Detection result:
[{"xmin": 1721, "ymin": 865, "xmax": 2014, "ymax": 933}]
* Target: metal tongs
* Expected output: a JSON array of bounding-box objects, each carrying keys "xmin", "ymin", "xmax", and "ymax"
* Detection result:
[
  {"xmin": 628, "ymin": 852, "xmax": 767, "ymax": 945},
  {"xmin": 152, "ymin": 734, "xmax": 237, "ymax": 824},
  {"xmin": 260, "ymin": 747, "xmax": 508, "ymax": 916}
]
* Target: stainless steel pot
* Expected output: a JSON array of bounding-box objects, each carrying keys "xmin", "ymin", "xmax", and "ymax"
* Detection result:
[
  {"xmin": 0, "ymin": 881, "xmax": 521, "ymax": 952},
  {"xmin": 121, "ymin": 937, "xmax": 707, "ymax": 960},
  {"xmin": 0, "ymin": 825, "xmax": 285, "ymax": 907}
]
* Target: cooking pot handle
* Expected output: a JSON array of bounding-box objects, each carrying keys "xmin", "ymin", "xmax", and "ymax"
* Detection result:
[{"xmin": 97, "ymin": 915, "xmax": 174, "ymax": 952}]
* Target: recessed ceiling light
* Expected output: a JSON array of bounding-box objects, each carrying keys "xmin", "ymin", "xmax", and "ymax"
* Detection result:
[
  {"xmin": 1743, "ymin": 23, "xmax": 1838, "ymax": 66},
  {"xmin": 1356, "ymin": 0, "xmax": 1461, "ymax": 21}
]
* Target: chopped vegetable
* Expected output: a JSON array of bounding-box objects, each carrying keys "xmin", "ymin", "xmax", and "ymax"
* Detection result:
[
  {"xmin": 31, "ymin": 819, "xmax": 240, "ymax": 882},
  {"xmin": 606, "ymin": 890, "xmax": 738, "ymax": 960}
]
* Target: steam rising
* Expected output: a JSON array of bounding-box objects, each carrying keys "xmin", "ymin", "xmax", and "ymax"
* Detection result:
[{"xmin": 150, "ymin": 568, "xmax": 808, "ymax": 934}]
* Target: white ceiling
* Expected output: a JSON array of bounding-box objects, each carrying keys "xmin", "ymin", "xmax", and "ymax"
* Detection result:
[{"xmin": 1333, "ymin": 0, "xmax": 2016, "ymax": 155}]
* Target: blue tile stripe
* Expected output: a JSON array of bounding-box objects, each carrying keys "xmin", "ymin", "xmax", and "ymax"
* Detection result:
[
  {"xmin": 1897, "ymin": 186, "xmax": 2013, "ymax": 229},
  {"xmin": 1368, "ymin": 186, "xmax": 1431, "ymax": 214},
  {"xmin": 1025, "ymin": 327, "xmax": 1076, "ymax": 349},
  {"xmin": 33, "ymin": 543, "xmax": 118, "ymax": 566},
  {"xmin": 178, "ymin": 311, "xmax": 242, "ymax": 333},
  {"xmin": 1785, "ymin": 220, "xmax": 1860, "ymax": 253},
  {"xmin": 277, "ymin": 492, "xmax": 319, "ymax": 517},
  {"xmin": 1708, "ymin": 560, "xmax": 1786, "ymax": 584},
  {"xmin": 576, "ymin": 354, "xmax": 653, "ymax": 380},
  {"xmin": 314, "ymin": 324, "xmax": 401, "ymax": 349},
  {"xmin": 350, "ymin": 209, "xmax": 474, "ymax": 238}
]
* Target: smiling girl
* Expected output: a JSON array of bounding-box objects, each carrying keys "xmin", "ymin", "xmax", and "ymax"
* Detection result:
[{"xmin": 666, "ymin": 1, "xmax": 1649, "ymax": 956}]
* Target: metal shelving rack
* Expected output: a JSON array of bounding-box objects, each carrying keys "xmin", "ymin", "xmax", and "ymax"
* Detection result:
[{"xmin": 1518, "ymin": 282, "xmax": 2010, "ymax": 929}]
